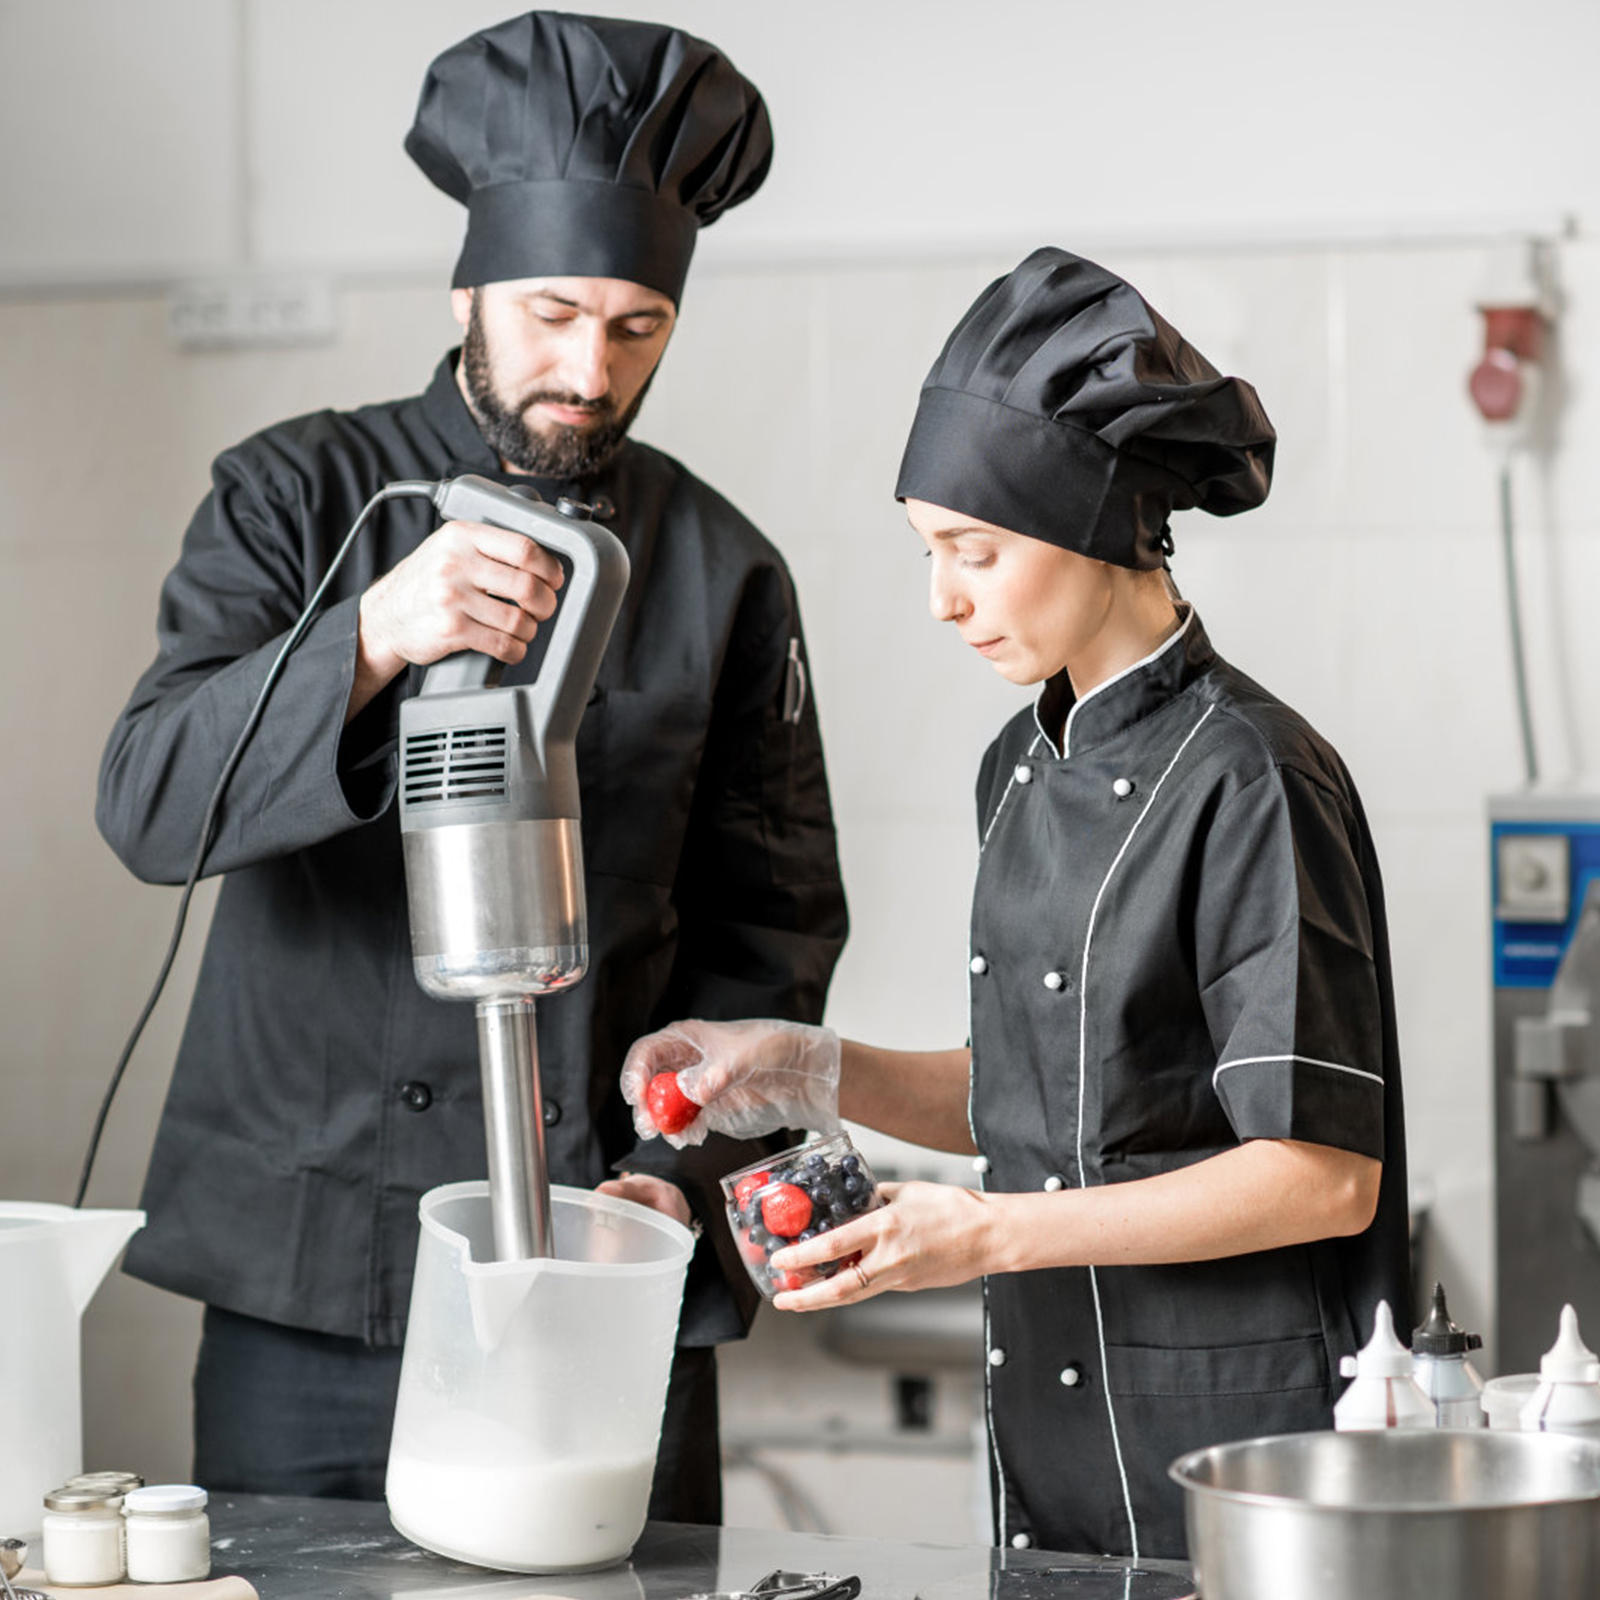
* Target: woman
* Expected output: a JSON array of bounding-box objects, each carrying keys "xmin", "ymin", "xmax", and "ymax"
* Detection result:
[{"xmin": 622, "ymin": 248, "xmax": 1411, "ymax": 1561}]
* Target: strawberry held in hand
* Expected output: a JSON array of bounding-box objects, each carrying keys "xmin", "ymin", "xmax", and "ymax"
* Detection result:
[{"xmin": 645, "ymin": 1071, "xmax": 700, "ymax": 1136}]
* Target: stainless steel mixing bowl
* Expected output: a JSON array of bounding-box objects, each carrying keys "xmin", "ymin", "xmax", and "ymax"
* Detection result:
[{"xmin": 1169, "ymin": 1428, "xmax": 1600, "ymax": 1599}]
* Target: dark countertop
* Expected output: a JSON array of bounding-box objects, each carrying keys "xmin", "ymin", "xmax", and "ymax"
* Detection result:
[{"xmin": 206, "ymin": 1496, "xmax": 1195, "ymax": 1600}]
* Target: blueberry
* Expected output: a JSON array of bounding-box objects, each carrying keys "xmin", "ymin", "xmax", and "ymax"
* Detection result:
[
  {"xmin": 748, "ymin": 1224, "xmax": 772, "ymax": 1250},
  {"xmin": 829, "ymin": 1201, "xmax": 851, "ymax": 1222},
  {"xmin": 815, "ymin": 1218, "xmax": 834, "ymax": 1233},
  {"xmin": 843, "ymin": 1174, "xmax": 867, "ymax": 1197},
  {"xmin": 840, "ymin": 1155, "xmax": 862, "ymax": 1176},
  {"xmin": 798, "ymin": 1228, "xmax": 818, "ymax": 1242},
  {"xmin": 804, "ymin": 1153, "xmax": 827, "ymax": 1174}
]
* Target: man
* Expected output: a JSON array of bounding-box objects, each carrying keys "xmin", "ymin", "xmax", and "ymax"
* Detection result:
[{"xmin": 95, "ymin": 12, "xmax": 847, "ymax": 1522}]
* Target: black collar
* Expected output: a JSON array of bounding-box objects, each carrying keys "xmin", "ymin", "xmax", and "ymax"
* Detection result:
[{"xmin": 1034, "ymin": 604, "xmax": 1217, "ymax": 759}]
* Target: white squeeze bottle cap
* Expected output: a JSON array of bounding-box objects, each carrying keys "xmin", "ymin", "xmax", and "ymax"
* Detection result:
[
  {"xmin": 1520, "ymin": 1304, "xmax": 1600, "ymax": 1435},
  {"xmin": 1540, "ymin": 1304, "xmax": 1599, "ymax": 1381},
  {"xmin": 1341, "ymin": 1300, "xmax": 1415, "ymax": 1379},
  {"xmin": 1335, "ymin": 1300, "xmax": 1435, "ymax": 1430}
]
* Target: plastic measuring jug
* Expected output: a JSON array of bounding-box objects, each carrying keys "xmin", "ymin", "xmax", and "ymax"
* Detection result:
[
  {"xmin": 0, "ymin": 1202, "xmax": 145, "ymax": 1535},
  {"xmin": 386, "ymin": 1181, "xmax": 694, "ymax": 1573}
]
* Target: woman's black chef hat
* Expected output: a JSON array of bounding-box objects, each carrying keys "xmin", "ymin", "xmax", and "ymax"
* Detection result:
[
  {"xmin": 405, "ymin": 11, "xmax": 773, "ymax": 303},
  {"xmin": 895, "ymin": 248, "xmax": 1276, "ymax": 569}
]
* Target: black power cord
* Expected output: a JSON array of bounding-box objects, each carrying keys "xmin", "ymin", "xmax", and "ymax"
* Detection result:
[{"xmin": 73, "ymin": 479, "xmax": 441, "ymax": 1208}]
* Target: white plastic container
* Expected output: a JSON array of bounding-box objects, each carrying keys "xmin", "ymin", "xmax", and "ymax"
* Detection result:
[
  {"xmin": 0, "ymin": 1204, "xmax": 144, "ymax": 1536},
  {"xmin": 1410, "ymin": 1282, "xmax": 1485, "ymax": 1427},
  {"xmin": 386, "ymin": 1182, "xmax": 694, "ymax": 1574},
  {"xmin": 41, "ymin": 1487, "xmax": 125, "ymax": 1586},
  {"xmin": 1334, "ymin": 1300, "xmax": 1434, "ymax": 1431},
  {"xmin": 1481, "ymin": 1373, "xmax": 1541, "ymax": 1430},
  {"xmin": 123, "ymin": 1484, "xmax": 210, "ymax": 1583},
  {"xmin": 1521, "ymin": 1304, "xmax": 1600, "ymax": 1438}
]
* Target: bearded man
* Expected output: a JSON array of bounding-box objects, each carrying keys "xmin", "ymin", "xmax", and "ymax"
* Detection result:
[{"xmin": 95, "ymin": 12, "xmax": 846, "ymax": 1521}]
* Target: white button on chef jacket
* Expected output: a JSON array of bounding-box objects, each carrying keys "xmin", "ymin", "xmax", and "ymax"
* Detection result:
[
  {"xmin": 1014, "ymin": 765, "xmax": 1033, "ymax": 784},
  {"xmin": 1113, "ymin": 777, "xmax": 1135, "ymax": 798},
  {"xmin": 1043, "ymin": 970, "xmax": 1066, "ymax": 990},
  {"xmin": 973, "ymin": 1154, "xmax": 990, "ymax": 1174},
  {"xmin": 1011, "ymin": 1533, "xmax": 1032, "ymax": 1549},
  {"xmin": 970, "ymin": 954, "xmax": 989, "ymax": 975},
  {"xmin": 988, "ymin": 1346, "xmax": 1007, "ymax": 1367},
  {"xmin": 1043, "ymin": 1174, "xmax": 1064, "ymax": 1191}
]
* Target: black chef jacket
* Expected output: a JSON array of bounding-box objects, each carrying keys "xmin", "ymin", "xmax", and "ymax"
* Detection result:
[
  {"xmin": 96, "ymin": 353, "xmax": 847, "ymax": 1348},
  {"xmin": 968, "ymin": 606, "xmax": 1409, "ymax": 1561}
]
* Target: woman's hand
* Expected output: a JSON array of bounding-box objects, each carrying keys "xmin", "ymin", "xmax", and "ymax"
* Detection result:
[
  {"xmin": 768, "ymin": 1181, "xmax": 996, "ymax": 1310},
  {"xmin": 620, "ymin": 1018, "xmax": 842, "ymax": 1148}
]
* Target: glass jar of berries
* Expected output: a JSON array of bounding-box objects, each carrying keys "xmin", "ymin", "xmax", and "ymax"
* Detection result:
[{"xmin": 719, "ymin": 1131, "xmax": 882, "ymax": 1299}]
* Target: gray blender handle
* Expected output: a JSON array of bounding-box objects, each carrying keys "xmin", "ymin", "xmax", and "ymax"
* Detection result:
[{"xmin": 416, "ymin": 475, "xmax": 630, "ymax": 741}]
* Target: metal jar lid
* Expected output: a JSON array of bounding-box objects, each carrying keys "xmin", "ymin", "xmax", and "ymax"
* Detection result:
[
  {"xmin": 64, "ymin": 1471, "xmax": 145, "ymax": 1494},
  {"xmin": 42, "ymin": 1487, "xmax": 124, "ymax": 1513}
]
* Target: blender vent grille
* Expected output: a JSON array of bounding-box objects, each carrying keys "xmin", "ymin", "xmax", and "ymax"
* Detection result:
[{"xmin": 403, "ymin": 726, "xmax": 509, "ymax": 805}]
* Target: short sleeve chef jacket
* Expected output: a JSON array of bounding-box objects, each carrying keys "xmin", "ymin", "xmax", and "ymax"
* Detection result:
[
  {"xmin": 968, "ymin": 606, "xmax": 1409, "ymax": 1561},
  {"xmin": 96, "ymin": 353, "xmax": 847, "ymax": 1349}
]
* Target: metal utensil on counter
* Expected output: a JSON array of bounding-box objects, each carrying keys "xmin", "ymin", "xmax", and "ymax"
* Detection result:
[
  {"xmin": 0, "ymin": 1538, "xmax": 50, "ymax": 1600},
  {"xmin": 679, "ymin": 1569, "xmax": 862, "ymax": 1600}
]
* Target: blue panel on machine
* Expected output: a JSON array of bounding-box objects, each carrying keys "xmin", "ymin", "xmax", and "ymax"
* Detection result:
[{"xmin": 1492, "ymin": 821, "xmax": 1600, "ymax": 989}]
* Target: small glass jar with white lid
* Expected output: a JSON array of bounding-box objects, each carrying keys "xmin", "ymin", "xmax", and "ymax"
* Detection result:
[
  {"xmin": 41, "ymin": 1486, "xmax": 126, "ymax": 1586},
  {"xmin": 123, "ymin": 1484, "xmax": 211, "ymax": 1583}
]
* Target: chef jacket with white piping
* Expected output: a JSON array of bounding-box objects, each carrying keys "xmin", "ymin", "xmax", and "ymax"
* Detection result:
[{"xmin": 967, "ymin": 605, "xmax": 1410, "ymax": 1561}]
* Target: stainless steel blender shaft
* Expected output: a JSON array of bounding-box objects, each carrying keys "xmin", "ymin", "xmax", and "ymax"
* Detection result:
[{"xmin": 476, "ymin": 998, "xmax": 553, "ymax": 1259}]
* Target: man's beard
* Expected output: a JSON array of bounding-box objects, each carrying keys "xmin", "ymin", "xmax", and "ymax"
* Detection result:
[{"xmin": 460, "ymin": 295, "xmax": 651, "ymax": 479}]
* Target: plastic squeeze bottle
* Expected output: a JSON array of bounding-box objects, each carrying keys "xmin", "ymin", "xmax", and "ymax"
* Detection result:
[
  {"xmin": 1520, "ymin": 1304, "xmax": 1600, "ymax": 1437},
  {"xmin": 1334, "ymin": 1299, "xmax": 1434, "ymax": 1431},
  {"xmin": 1410, "ymin": 1282, "xmax": 1485, "ymax": 1427}
]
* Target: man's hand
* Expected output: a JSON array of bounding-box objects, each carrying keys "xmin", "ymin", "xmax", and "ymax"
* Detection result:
[
  {"xmin": 597, "ymin": 1172, "xmax": 695, "ymax": 1231},
  {"xmin": 347, "ymin": 520, "xmax": 565, "ymax": 718}
]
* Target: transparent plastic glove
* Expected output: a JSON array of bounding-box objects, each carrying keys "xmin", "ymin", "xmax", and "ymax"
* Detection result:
[{"xmin": 621, "ymin": 1018, "xmax": 842, "ymax": 1149}]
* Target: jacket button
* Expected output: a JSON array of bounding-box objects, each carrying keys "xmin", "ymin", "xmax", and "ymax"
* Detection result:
[
  {"xmin": 1113, "ymin": 777, "xmax": 1135, "ymax": 798},
  {"xmin": 1060, "ymin": 1363, "xmax": 1085, "ymax": 1388},
  {"xmin": 1043, "ymin": 970, "xmax": 1066, "ymax": 991},
  {"xmin": 1010, "ymin": 1533, "xmax": 1032, "ymax": 1549},
  {"xmin": 542, "ymin": 1099, "xmax": 562, "ymax": 1127},
  {"xmin": 399, "ymin": 1081, "xmax": 432, "ymax": 1112},
  {"xmin": 988, "ymin": 1346, "xmax": 1008, "ymax": 1367},
  {"xmin": 970, "ymin": 954, "xmax": 989, "ymax": 975},
  {"xmin": 1013, "ymin": 764, "xmax": 1033, "ymax": 785},
  {"xmin": 972, "ymin": 1154, "xmax": 990, "ymax": 1174},
  {"xmin": 1043, "ymin": 1174, "xmax": 1064, "ymax": 1192}
]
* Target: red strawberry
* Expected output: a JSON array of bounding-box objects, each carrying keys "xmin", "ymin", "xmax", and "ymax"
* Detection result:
[
  {"xmin": 761, "ymin": 1183, "xmax": 813, "ymax": 1238},
  {"xmin": 733, "ymin": 1171, "xmax": 771, "ymax": 1210},
  {"xmin": 645, "ymin": 1072, "xmax": 699, "ymax": 1136}
]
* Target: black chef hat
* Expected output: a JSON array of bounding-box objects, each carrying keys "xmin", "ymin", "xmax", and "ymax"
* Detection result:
[
  {"xmin": 405, "ymin": 11, "xmax": 773, "ymax": 302},
  {"xmin": 895, "ymin": 248, "xmax": 1276, "ymax": 569}
]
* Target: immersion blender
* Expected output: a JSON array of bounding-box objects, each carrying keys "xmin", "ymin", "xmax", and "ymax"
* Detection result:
[{"xmin": 397, "ymin": 475, "xmax": 629, "ymax": 1261}]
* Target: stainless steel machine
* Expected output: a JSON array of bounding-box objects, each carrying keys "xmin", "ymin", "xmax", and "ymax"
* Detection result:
[
  {"xmin": 397, "ymin": 474, "xmax": 629, "ymax": 1262},
  {"xmin": 1491, "ymin": 789, "xmax": 1600, "ymax": 1371}
]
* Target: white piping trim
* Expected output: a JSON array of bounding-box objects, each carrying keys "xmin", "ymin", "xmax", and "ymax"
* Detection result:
[
  {"xmin": 1213, "ymin": 1054, "xmax": 1385, "ymax": 1090},
  {"xmin": 1062, "ymin": 607, "xmax": 1196, "ymax": 759},
  {"xmin": 980, "ymin": 730, "xmax": 1046, "ymax": 849},
  {"xmin": 981, "ymin": 1282, "xmax": 1006, "ymax": 1547},
  {"xmin": 1075, "ymin": 701, "xmax": 1216, "ymax": 1562},
  {"xmin": 970, "ymin": 724, "xmax": 1044, "ymax": 1542}
]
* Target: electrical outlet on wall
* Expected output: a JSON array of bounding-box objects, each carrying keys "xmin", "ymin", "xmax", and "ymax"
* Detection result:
[{"xmin": 167, "ymin": 276, "xmax": 338, "ymax": 350}]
